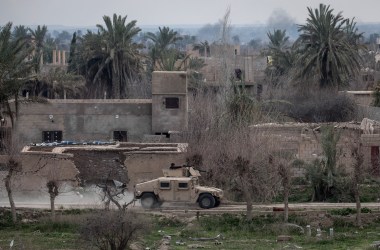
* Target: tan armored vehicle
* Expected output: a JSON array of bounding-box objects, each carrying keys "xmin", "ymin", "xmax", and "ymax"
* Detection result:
[{"xmin": 134, "ymin": 165, "xmax": 223, "ymax": 209}]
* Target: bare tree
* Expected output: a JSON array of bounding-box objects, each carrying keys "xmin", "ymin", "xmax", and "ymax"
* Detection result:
[
  {"xmin": 271, "ymin": 152, "xmax": 294, "ymax": 223},
  {"xmin": 4, "ymin": 157, "xmax": 21, "ymax": 224},
  {"xmin": 2, "ymin": 135, "xmax": 22, "ymax": 224},
  {"xmin": 185, "ymin": 121, "xmax": 280, "ymax": 220},
  {"xmin": 351, "ymin": 141, "xmax": 364, "ymax": 228},
  {"xmin": 183, "ymin": 78, "xmax": 282, "ymax": 221},
  {"xmin": 97, "ymin": 173, "xmax": 132, "ymax": 211},
  {"xmin": 46, "ymin": 179, "xmax": 59, "ymax": 220},
  {"xmin": 41, "ymin": 156, "xmax": 80, "ymax": 221}
]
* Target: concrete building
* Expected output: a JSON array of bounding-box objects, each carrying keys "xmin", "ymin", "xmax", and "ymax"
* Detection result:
[
  {"xmin": 251, "ymin": 121, "xmax": 380, "ymax": 177},
  {"xmin": 8, "ymin": 71, "xmax": 188, "ymax": 145},
  {"xmin": 189, "ymin": 44, "xmax": 267, "ymax": 96},
  {"xmin": 0, "ymin": 71, "xmax": 189, "ymax": 195}
]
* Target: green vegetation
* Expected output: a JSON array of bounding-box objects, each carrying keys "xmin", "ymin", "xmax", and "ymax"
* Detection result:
[
  {"xmin": 0, "ymin": 210, "xmax": 83, "ymax": 249},
  {"xmin": 2, "ymin": 208, "xmax": 380, "ymax": 249},
  {"xmin": 143, "ymin": 212, "xmax": 380, "ymax": 249}
]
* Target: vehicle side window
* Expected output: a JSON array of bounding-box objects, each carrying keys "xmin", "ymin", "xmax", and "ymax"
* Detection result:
[
  {"xmin": 178, "ymin": 182, "xmax": 188, "ymax": 189},
  {"xmin": 160, "ymin": 182, "xmax": 170, "ymax": 189}
]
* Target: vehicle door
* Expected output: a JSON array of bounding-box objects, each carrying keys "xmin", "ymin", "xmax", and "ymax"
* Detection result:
[
  {"xmin": 158, "ymin": 180, "xmax": 174, "ymax": 201},
  {"xmin": 174, "ymin": 179, "xmax": 191, "ymax": 201}
]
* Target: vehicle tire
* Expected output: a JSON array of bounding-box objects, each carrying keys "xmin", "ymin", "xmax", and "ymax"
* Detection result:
[
  {"xmin": 140, "ymin": 193, "xmax": 157, "ymax": 209},
  {"xmin": 214, "ymin": 198, "xmax": 220, "ymax": 207},
  {"xmin": 199, "ymin": 193, "xmax": 216, "ymax": 209}
]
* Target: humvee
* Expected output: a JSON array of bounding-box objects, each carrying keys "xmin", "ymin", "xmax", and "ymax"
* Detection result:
[{"xmin": 134, "ymin": 165, "xmax": 223, "ymax": 209}]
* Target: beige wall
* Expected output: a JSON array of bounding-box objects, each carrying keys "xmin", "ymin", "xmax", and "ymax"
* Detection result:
[
  {"xmin": 344, "ymin": 91, "xmax": 373, "ymax": 106},
  {"xmin": 251, "ymin": 123, "xmax": 367, "ymax": 177},
  {"xmin": 0, "ymin": 143, "xmax": 187, "ymax": 193},
  {"xmin": 0, "ymin": 152, "xmax": 79, "ymax": 193},
  {"xmin": 152, "ymin": 71, "xmax": 188, "ymax": 133},
  {"xmin": 15, "ymin": 99, "xmax": 152, "ymax": 144},
  {"xmin": 125, "ymin": 152, "xmax": 186, "ymax": 188}
]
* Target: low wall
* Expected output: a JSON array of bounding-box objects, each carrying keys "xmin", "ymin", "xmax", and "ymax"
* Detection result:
[{"xmin": 0, "ymin": 143, "xmax": 187, "ymax": 195}]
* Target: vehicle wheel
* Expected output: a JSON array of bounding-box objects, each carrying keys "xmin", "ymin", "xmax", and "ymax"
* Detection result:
[
  {"xmin": 214, "ymin": 198, "xmax": 220, "ymax": 207},
  {"xmin": 199, "ymin": 193, "xmax": 216, "ymax": 209},
  {"xmin": 140, "ymin": 193, "xmax": 157, "ymax": 209}
]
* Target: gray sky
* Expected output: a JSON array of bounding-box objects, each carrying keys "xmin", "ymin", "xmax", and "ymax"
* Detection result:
[{"xmin": 1, "ymin": 0, "xmax": 380, "ymax": 27}]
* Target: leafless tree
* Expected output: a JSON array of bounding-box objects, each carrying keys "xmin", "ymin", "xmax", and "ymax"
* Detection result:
[
  {"xmin": 185, "ymin": 114, "xmax": 281, "ymax": 220},
  {"xmin": 183, "ymin": 81, "xmax": 283, "ymax": 221},
  {"xmin": 97, "ymin": 173, "xmax": 133, "ymax": 211},
  {"xmin": 4, "ymin": 158, "xmax": 21, "ymax": 224},
  {"xmin": 271, "ymin": 152, "xmax": 294, "ymax": 223},
  {"xmin": 45, "ymin": 162, "xmax": 78, "ymax": 221},
  {"xmin": 2, "ymin": 136, "xmax": 22, "ymax": 224},
  {"xmin": 351, "ymin": 141, "xmax": 364, "ymax": 228}
]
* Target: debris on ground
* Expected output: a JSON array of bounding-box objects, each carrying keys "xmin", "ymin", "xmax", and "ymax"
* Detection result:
[
  {"xmin": 188, "ymin": 244, "xmax": 206, "ymax": 248},
  {"xmin": 371, "ymin": 241, "xmax": 380, "ymax": 248},
  {"xmin": 176, "ymin": 240, "xmax": 186, "ymax": 245},
  {"xmin": 283, "ymin": 243, "xmax": 303, "ymax": 249},
  {"xmin": 277, "ymin": 235, "xmax": 293, "ymax": 242},
  {"xmin": 189, "ymin": 234, "xmax": 223, "ymax": 241}
]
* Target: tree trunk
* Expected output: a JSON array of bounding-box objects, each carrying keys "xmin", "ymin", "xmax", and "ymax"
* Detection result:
[
  {"xmin": 284, "ymin": 185, "xmax": 289, "ymax": 223},
  {"xmin": 246, "ymin": 195, "xmax": 253, "ymax": 221},
  {"xmin": 5, "ymin": 101, "xmax": 14, "ymax": 129},
  {"xmin": 354, "ymin": 184, "xmax": 362, "ymax": 228},
  {"xmin": 50, "ymin": 194, "xmax": 56, "ymax": 221},
  {"xmin": 5, "ymin": 170, "xmax": 17, "ymax": 223},
  {"xmin": 105, "ymin": 199, "xmax": 110, "ymax": 210},
  {"xmin": 242, "ymin": 184, "xmax": 253, "ymax": 220},
  {"xmin": 112, "ymin": 63, "xmax": 120, "ymax": 99}
]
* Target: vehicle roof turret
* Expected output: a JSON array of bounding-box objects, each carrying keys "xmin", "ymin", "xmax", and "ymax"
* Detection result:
[{"xmin": 162, "ymin": 164, "xmax": 201, "ymax": 177}]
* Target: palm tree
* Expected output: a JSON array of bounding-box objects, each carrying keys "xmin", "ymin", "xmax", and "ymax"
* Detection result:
[
  {"xmin": 70, "ymin": 30, "xmax": 112, "ymax": 98},
  {"xmin": 146, "ymin": 26, "xmax": 182, "ymax": 71},
  {"xmin": 12, "ymin": 25, "xmax": 29, "ymax": 41},
  {"xmin": 43, "ymin": 34, "xmax": 56, "ymax": 64},
  {"xmin": 0, "ymin": 22, "xmax": 34, "ymax": 127},
  {"xmin": 0, "ymin": 23, "xmax": 33, "ymax": 224},
  {"xmin": 146, "ymin": 26, "xmax": 181, "ymax": 51},
  {"xmin": 95, "ymin": 14, "xmax": 142, "ymax": 98},
  {"xmin": 193, "ymin": 40, "xmax": 210, "ymax": 58},
  {"xmin": 37, "ymin": 67, "xmax": 86, "ymax": 99},
  {"xmin": 266, "ymin": 30, "xmax": 296, "ymax": 88},
  {"xmin": 29, "ymin": 25, "xmax": 48, "ymax": 72},
  {"xmin": 267, "ymin": 30, "xmax": 294, "ymax": 74},
  {"xmin": 295, "ymin": 4, "xmax": 363, "ymax": 89}
]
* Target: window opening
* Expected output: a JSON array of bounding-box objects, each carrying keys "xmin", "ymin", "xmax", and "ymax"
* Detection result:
[
  {"xmin": 113, "ymin": 131, "xmax": 128, "ymax": 142},
  {"xmin": 42, "ymin": 131, "xmax": 62, "ymax": 142},
  {"xmin": 165, "ymin": 97, "xmax": 179, "ymax": 109}
]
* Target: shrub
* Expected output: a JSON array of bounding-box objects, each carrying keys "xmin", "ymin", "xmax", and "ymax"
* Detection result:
[
  {"xmin": 273, "ymin": 89, "xmax": 357, "ymax": 122},
  {"xmin": 330, "ymin": 207, "xmax": 372, "ymax": 216},
  {"xmin": 330, "ymin": 208, "xmax": 356, "ymax": 216},
  {"xmin": 333, "ymin": 218, "xmax": 354, "ymax": 228},
  {"xmin": 372, "ymin": 84, "xmax": 380, "ymax": 107},
  {"xmin": 80, "ymin": 210, "xmax": 150, "ymax": 250}
]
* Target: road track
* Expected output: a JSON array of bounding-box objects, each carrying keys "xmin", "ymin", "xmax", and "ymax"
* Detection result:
[
  {"xmin": 1, "ymin": 201, "xmax": 380, "ymax": 214},
  {"xmin": 134, "ymin": 202, "xmax": 380, "ymax": 215}
]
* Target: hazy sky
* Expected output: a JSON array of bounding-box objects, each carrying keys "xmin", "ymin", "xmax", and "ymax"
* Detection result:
[{"xmin": 1, "ymin": 0, "xmax": 380, "ymax": 27}]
